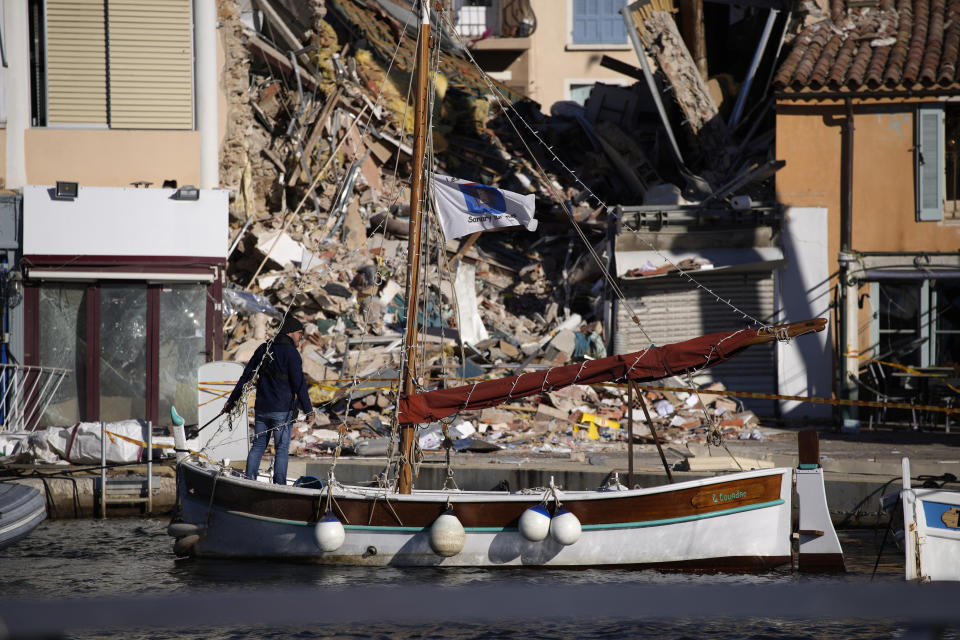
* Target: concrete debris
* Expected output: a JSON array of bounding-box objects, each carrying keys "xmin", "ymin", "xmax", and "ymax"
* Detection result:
[{"xmin": 212, "ymin": 0, "xmax": 790, "ymax": 463}]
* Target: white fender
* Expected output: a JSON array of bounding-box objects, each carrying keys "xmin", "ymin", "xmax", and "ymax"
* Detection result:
[
  {"xmin": 518, "ymin": 505, "xmax": 551, "ymax": 542},
  {"xmin": 167, "ymin": 521, "xmax": 204, "ymax": 538},
  {"xmin": 314, "ymin": 511, "xmax": 346, "ymax": 552},
  {"xmin": 430, "ymin": 510, "xmax": 465, "ymax": 557},
  {"xmin": 173, "ymin": 534, "xmax": 200, "ymax": 557},
  {"xmin": 550, "ymin": 507, "xmax": 581, "ymax": 546}
]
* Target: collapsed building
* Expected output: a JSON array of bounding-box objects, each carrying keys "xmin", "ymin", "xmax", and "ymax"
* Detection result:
[{"xmin": 207, "ymin": 0, "xmax": 834, "ymax": 461}]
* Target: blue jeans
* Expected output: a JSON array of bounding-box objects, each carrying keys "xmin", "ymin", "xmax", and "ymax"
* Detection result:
[{"xmin": 245, "ymin": 410, "xmax": 293, "ymax": 484}]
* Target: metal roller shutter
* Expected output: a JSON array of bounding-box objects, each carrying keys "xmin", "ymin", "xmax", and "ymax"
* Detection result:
[
  {"xmin": 107, "ymin": 0, "xmax": 194, "ymax": 129},
  {"xmin": 46, "ymin": 0, "xmax": 108, "ymax": 126},
  {"xmin": 615, "ymin": 271, "xmax": 778, "ymax": 414}
]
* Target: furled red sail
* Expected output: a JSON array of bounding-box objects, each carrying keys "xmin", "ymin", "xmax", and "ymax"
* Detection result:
[{"xmin": 398, "ymin": 322, "xmax": 820, "ymax": 425}]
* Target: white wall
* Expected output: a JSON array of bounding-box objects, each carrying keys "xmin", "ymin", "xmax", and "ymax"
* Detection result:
[
  {"xmin": 22, "ymin": 186, "xmax": 228, "ymax": 258},
  {"xmin": 778, "ymin": 207, "xmax": 832, "ymax": 420}
]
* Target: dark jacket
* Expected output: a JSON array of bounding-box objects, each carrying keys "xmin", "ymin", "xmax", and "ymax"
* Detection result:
[{"xmin": 226, "ymin": 334, "xmax": 312, "ymax": 415}]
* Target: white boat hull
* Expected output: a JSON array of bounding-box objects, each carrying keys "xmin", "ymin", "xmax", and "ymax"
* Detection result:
[
  {"xmin": 177, "ymin": 463, "xmax": 795, "ymax": 568},
  {"xmin": 901, "ymin": 459, "xmax": 960, "ymax": 581}
]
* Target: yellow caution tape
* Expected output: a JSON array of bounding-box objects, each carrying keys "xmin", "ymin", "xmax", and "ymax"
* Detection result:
[{"xmin": 103, "ymin": 430, "xmax": 214, "ymax": 463}]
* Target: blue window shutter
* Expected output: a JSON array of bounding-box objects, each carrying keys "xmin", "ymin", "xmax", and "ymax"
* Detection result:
[
  {"xmin": 916, "ymin": 104, "xmax": 944, "ymax": 222},
  {"xmin": 573, "ymin": 0, "xmax": 626, "ymax": 45}
]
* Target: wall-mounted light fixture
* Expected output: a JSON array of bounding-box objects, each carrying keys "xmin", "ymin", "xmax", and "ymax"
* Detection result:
[
  {"xmin": 174, "ymin": 185, "xmax": 199, "ymax": 201},
  {"xmin": 55, "ymin": 181, "xmax": 79, "ymax": 199}
]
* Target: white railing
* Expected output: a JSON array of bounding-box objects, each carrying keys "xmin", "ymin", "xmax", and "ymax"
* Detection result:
[
  {"xmin": 0, "ymin": 363, "xmax": 71, "ymax": 432},
  {"xmin": 455, "ymin": 1, "xmax": 501, "ymax": 38}
]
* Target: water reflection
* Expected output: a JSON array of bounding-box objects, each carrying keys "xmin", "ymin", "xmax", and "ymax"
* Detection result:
[{"xmin": 0, "ymin": 518, "xmax": 934, "ymax": 640}]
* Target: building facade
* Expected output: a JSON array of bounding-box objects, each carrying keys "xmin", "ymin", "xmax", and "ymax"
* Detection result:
[
  {"xmin": 774, "ymin": 0, "xmax": 960, "ymax": 427},
  {"xmin": 1, "ymin": 0, "xmax": 228, "ymax": 428}
]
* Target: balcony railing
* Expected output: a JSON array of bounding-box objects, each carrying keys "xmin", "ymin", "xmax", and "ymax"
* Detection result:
[
  {"xmin": 448, "ymin": 0, "xmax": 536, "ymax": 39},
  {"xmin": 0, "ymin": 364, "xmax": 71, "ymax": 432}
]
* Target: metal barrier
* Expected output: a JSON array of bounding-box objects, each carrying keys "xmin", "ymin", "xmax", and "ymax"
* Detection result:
[{"xmin": 0, "ymin": 363, "xmax": 70, "ymax": 432}]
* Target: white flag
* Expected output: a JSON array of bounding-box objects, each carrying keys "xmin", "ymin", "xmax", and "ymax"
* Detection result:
[{"xmin": 432, "ymin": 173, "xmax": 537, "ymax": 240}]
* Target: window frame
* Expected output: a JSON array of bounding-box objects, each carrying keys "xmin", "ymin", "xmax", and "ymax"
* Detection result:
[
  {"xmin": 867, "ymin": 278, "xmax": 960, "ymax": 370},
  {"xmin": 567, "ymin": 0, "xmax": 631, "ymax": 50}
]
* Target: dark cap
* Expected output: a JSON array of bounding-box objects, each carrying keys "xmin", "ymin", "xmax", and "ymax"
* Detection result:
[{"xmin": 278, "ymin": 314, "xmax": 304, "ymax": 335}]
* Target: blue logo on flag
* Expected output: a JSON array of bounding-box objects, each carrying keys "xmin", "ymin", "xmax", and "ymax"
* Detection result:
[{"xmin": 458, "ymin": 183, "xmax": 507, "ymax": 216}]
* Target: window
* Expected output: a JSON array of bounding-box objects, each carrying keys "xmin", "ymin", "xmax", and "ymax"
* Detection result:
[
  {"xmin": 99, "ymin": 284, "xmax": 147, "ymax": 422},
  {"xmin": 871, "ymin": 279, "xmax": 960, "ymax": 368},
  {"xmin": 30, "ymin": 279, "xmax": 215, "ymax": 427},
  {"xmin": 934, "ymin": 282, "xmax": 960, "ymax": 367},
  {"xmin": 945, "ymin": 106, "xmax": 960, "ymax": 220},
  {"xmin": 571, "ymin": 0, "xmax": 627, "ymax": 46},
  {"xmin": 158, "ymin": 284, "xmax": 207, "ymax": 426},
  {"xmin": 877, "ymin": 282, "xmax": 925, "ymax": 367},
  {"xmin": 28, "ymin": 0, "xmax": 194, "ymax": 129},
  {"xmin": 455, "ymin": 0, "xmax": 497, "ymax": 38},
  {"xmin": 38, "ymin": 285, "xmax": 88, "ymax": 425},
  {"xmin": 568, "ymin": 83, "xmax": 594, "ymax": 105}
]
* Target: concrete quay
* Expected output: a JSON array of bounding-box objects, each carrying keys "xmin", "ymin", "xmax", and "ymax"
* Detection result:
[{"xmin": 7, "ymin": 429, "xmax": 959, "ymax": 527}]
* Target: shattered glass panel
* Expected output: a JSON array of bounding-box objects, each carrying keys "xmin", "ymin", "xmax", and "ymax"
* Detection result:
[
  {"xmin": 158, "ymin": 284, "xmax": 207, "ymax": 426},
  {"xmin": 38, "ymin": 285, "xmax": 86, "ymax": 426},
  {"xmin": 99, "ymin": 284, "xmax": 146, "ymax": 422}
]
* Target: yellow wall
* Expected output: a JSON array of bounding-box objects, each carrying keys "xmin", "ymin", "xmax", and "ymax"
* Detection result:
[
  {"xmin": 776, "ymin": 102, "xmax": 960, "ymax": 259},
  {"xmin": 520, "ymin": 0, "xmax": 640, "ymax": 110},
  {"xmin": 24, "ymin": 129, "xmax": 202, "ymax": 188},
  {"xmin": 777, "ymin": 100, "xmax": 960, "ymax": 358}
]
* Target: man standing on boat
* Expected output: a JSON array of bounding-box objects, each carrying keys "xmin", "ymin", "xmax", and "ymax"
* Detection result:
[{"xmin": 223, "ymin": 313, "xmax": 315, "ymax": 484}]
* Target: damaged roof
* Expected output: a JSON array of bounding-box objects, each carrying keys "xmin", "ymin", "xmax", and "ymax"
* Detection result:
[{"xmin": 773, "ymin": 0, "xmax": 960, "ymax": 92}]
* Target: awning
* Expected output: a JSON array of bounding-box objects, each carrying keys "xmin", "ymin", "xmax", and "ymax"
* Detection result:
[
  {"xmin": 860, "ymin": 269, "xmax": 960, "ymax": 281},
  {"xmin": 615, "ymin": 247, "xmax": 785, "ymax": 279},
  {"xmin": 26, "ymin": 268, "xmax": 216, "ymax": 283}
]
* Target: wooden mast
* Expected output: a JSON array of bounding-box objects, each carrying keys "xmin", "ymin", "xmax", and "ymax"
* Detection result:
[{"xmin": 398, "ymin": 0, "xmax": 431, "ymax": 494}]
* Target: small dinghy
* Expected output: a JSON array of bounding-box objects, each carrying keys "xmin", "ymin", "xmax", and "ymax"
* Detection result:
[{"xmin": 0, "ymin": 483, "xmax": 46, "ymax": 550}]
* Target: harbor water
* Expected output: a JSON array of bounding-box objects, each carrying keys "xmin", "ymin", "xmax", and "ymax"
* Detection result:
[{"xmin": 0, "ymin": 518, "xmax": 956, "ymax": 639}]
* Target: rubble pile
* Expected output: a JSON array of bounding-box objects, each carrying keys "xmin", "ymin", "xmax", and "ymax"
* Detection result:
[{"xmin": 217, "ymin": 0, "xmax": 785, "ymax": 461}]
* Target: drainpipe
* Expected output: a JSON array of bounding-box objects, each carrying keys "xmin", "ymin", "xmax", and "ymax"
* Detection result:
[
  {"xmin": 194, "ymin": 0, "xmax": 218, "ymax": 190},
  {"xmin": 839, "ymin": 98, "xmax": 859, "ymax": 432},
  {"xmin": 4, "ymin": 1, "xmax": 29, "ymax": 189}
]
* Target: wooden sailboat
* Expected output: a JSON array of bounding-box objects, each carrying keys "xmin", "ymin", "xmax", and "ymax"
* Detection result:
[{"xmin": 168, "ymin": 1, "xmax": 844, "ymax": 570}]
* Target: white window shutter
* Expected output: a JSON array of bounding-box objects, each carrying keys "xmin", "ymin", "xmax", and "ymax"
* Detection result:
[{"xmin": 916, "ymin": 104, "xmax": 944, "ymax": 222}]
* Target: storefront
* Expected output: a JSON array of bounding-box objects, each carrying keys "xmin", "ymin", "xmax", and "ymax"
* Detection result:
[{"xmin": 21, "ymin": 185, "xmax": 227, "ymax": 427}]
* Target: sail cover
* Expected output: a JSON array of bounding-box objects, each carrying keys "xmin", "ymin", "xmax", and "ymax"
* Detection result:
[{"xmin": 398, "ymin": 327, "xmax": 762, "ymax": 424}]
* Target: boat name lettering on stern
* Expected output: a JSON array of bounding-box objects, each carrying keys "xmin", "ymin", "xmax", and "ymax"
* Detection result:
[
  {"xmin": 689, "ymin": 481, "xmax": 767, "ymax": 509},
  {"xmin": 712, "ymin": 489, "xmax": 747, "ymax": 504}
]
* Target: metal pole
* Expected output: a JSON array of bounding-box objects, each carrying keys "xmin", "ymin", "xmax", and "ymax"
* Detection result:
[
  {"xmin": 627, "ymin": 381, "xmax": 634, "ymax": 488},
  {"xmin": 634, "ymin": 382, "xmax": 673, "ymax": 483},
  {"xmin": 100, "ymin": 422, "xmax": 106, "ymax": 519},
  {"xmin": 147, "ymin": 421, "xmax": 153, "ymax": 515},
  {"xmin": 729, "ymin": 9, "xmax": 778, "ymax": 128}
]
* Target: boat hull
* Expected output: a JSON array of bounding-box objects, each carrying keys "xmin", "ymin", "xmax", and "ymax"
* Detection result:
[
  {"xmin": 902, "ymin": 484, "xmax": 960, "ymax": 581},
  {"xmin": 0, "ymin": 482, "xmax": 47, "ymax": 550},
  {"xmin": 176, "ymin": 461, "xmax": 792, "ymax": 569}
]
